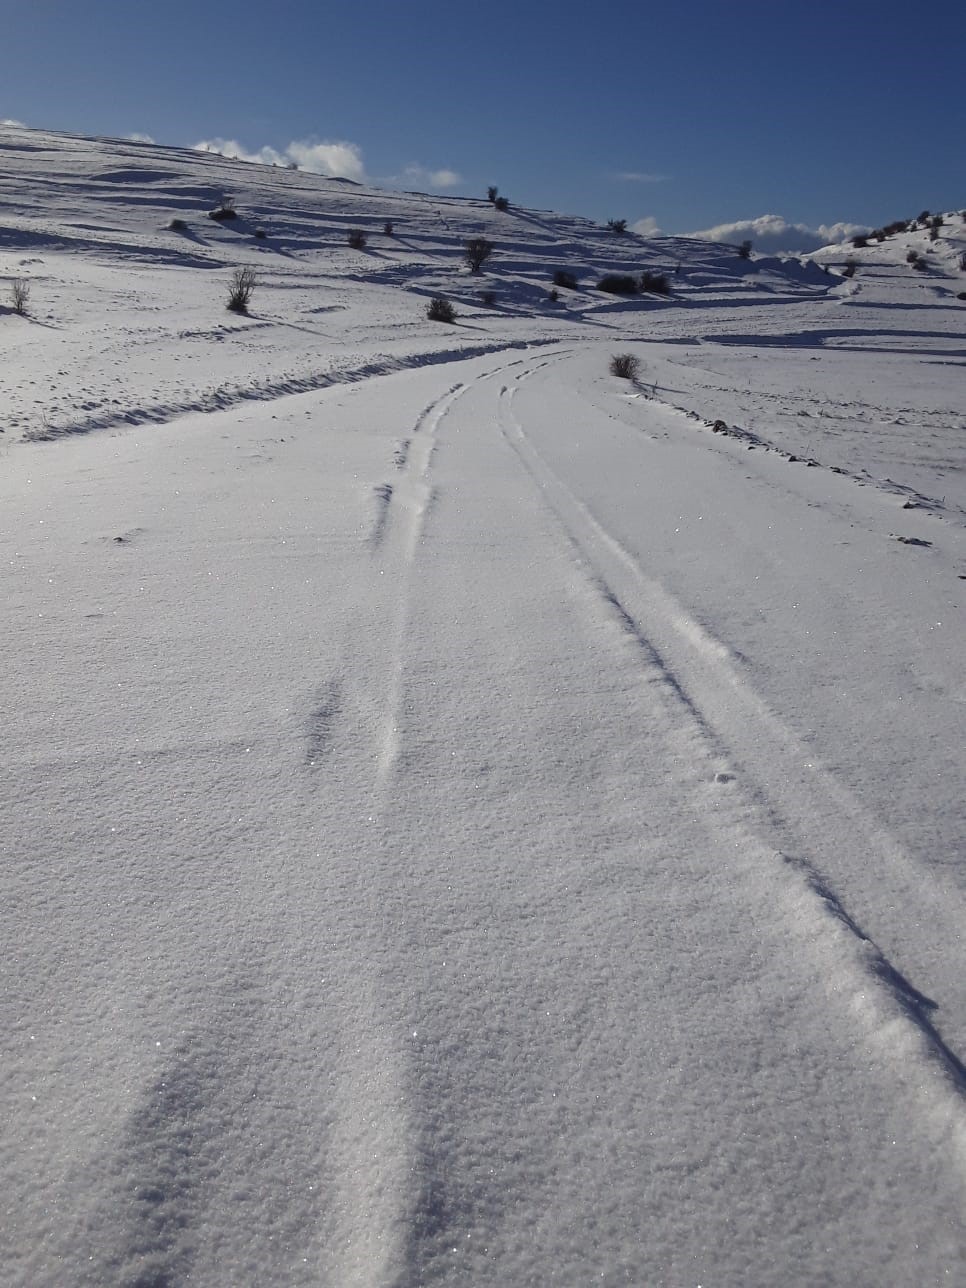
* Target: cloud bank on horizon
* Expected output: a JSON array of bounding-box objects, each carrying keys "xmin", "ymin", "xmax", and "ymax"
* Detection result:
[
  {"xmin": 685, "ymin": 213, "xmax": 870, "ymax": 253},
  {"xmin": 630, "ymin": 211, "xmax": 868, "ymax": 251},
  {"xmin": 193, "ymin": 137, "xmax": 461, "ymax": 191}
]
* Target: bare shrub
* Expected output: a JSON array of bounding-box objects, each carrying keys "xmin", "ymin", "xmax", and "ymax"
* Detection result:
[
  {"xmin": 168, "ymin": 217, "xmax": 188, "ymax": 232},
  {"xmin": 487, "ymin": 186, "xmax": 498, "ymax": 203},
  {"xmin": 610, "ymin": 353, "xmax": 640, "ymax": 380},
  {"xmin": 738, "ymin": 240, "xmax": 753, "ymax": 259},
  {"xmin": 548, "ymin": 288, "xmax": 559, "ymax": 303},
  {"xmin": 11, "ymin": 278, "xmax": 30, "ymax": 315},
  {"xmin": 227, "ymin": 267, "xmax": 257, "ymax": 313},
  {"xmin": 209, "ymin": 196, "xmax": 237, "ymax": 222},
  {"xmin": 851, "ymin": 234, "xmax": 868, "ymax": 248},
  {"xmin": 383, "ymin": 220, "xmax": 394, "ymax": 236},
  {"xmin": 427, "ymin": 296, "xmax": 456, "ymax": 322},
  {"xmin": 347, "ymin": 228, "xmax": 367, "ymax": 249},
  {"xmin": 464, "ymin": 237, "xmax": 494, "ymax": 273},
  {"xmin": 553, "ymin": 269, "xmax": 578, "ymax": 289},
  {"xmin": 906, "ymin": 248, "xmax": 920, "ymax": 264},
  {"xmin": 607, "ymin": 218, "xmax": 628, "ymax": 234},
  {"xmin": 494, "ymin": 196, "xmax": 509, "ymax": 211}
]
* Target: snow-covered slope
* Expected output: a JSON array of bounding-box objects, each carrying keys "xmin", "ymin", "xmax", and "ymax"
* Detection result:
[{"xmin": 2, "ymin": 124, "xmax": 964, "ymax": 1286}]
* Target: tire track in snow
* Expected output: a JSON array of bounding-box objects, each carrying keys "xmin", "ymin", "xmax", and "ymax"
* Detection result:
[
  {"xmin": 494, "ymin": 369, "xmax": 966, "ymax": 1159},
  {"xmin": 369, "ymin": 382, "xmax": 463, "ymax": 782}
]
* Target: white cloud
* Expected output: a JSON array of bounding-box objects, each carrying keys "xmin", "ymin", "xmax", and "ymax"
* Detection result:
[
  {"xmin": 1, "ymin": 118, "xmax": 26, "ymax": 127},
  {"xmin": 397, "ymin": 164, "xmax": 463, "ymax": 190},
  {"xmin": 126, "ymin": 132, "xmax": 155, "ymax": 144},
  {"xmin": 687, "ymin": 213, "xmax": 870, "ymax": 254},
  {"xmin": 615, "ymin": 171, "xmax": 667, "ymax": 183},
  {"xmin": 193, "ymin": 137, "xmax": 367, "ymax": 182},
  {"xmin": 632, "ymin": 216, "xmax": 662, "ymax": 237}
]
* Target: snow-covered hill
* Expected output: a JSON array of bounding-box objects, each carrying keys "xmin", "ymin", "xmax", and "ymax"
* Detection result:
[{"xmin": 2, "ymin": 124, "xmax": 964, "ymax": 1287}]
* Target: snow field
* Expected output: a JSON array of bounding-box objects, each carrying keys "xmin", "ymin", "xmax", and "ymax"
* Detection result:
[{"xmin": 1, "ymin": 124, "xmax": 964, "ymax": 1285}]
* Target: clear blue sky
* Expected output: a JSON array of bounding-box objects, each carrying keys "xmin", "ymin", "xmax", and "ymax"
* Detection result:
[{"xmin": 3, "ymin": 0, "xmax": 964, "ymax": 240}]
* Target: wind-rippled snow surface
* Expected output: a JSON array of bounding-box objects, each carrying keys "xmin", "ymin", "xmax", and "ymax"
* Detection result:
[{"xmin": 2, "ymin": 125, "xmax": 964, "ymax": 1286}]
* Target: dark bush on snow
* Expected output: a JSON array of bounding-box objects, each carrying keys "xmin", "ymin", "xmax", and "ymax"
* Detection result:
[
  {"xmin": 851, "ymin": 234, "xmax": 868, "ymax": 248},
  {"xmin": 168, "ymin": 217, "xmax": 188, "ymax": 232},
  {"xmin": 610, "ymin": 353, "xmax": 640, "ymax": 380},
  {"xmin": 487, "ymin": 186, "xmax": 498, "ymax": 203},
  {"xmin": 494, "ymin": 196, "xmax": 509, "ymax": 211},
  {"xmin": 738, "ymin": 240, "xmax": 752, "ymax": 259},
  {"xmin": 548, "ymin": 288, "xmax": 559, "ymax": 303},
  {"xmin": 347, "ymin": 228, "xmax": 367, "ymax": 249},
  {"xmin": 553, "ymin": 269, "xmax": 578, "ymax": 289},
  {"xmin": 383, "ymin": 221, "xmax": 394, "ymax": 236},
  {"xmin": 842, "ymin": 258, "xmax": 858, "ymax": 278},
  {"xmin": 226, "ymin": 266, "xmax": 257, "ymax": 313},
  {"xmin": 209, "ymin": 197, "xmax": 237, "ymax": 222},
  {"xmin": 597, "ymin": 274, "xmax": 639, "ymax": 296},
  {"xmin": 607, "ymin": 219, "xmax": 627, "ymax": 234},
  {"xmin": 906, "ymin": 249, "xmax": 920, "ymax": 264},
  {"xmin": 254, "ymin": 227, "xmax": 267, "ymax": 240},
  {"xmin": 464, "ymin": 237, "xmax": 494, "ymax": 273},
  {"xmin": 640, "ymin": 270, "xmax": 671, "ymax": 296},
  {"xmin": 11, "ymin": 278, "xmax": 30, "ymax": 315},
  {"xmin": 427, "ymin": 296, "xmax": 456, "ymax": 322}
]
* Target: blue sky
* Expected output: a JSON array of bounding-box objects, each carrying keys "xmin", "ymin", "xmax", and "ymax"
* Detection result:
[{"xmin": 3, "ymin": 0, "xmax": 964, "ymax": 248}]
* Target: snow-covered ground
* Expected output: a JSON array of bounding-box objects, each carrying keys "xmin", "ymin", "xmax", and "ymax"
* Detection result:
[{"xmin": 1, "ymin": 124, "xmax": 964, "ymax": 1286}]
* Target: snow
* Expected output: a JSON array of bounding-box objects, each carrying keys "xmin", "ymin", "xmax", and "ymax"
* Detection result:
[{"xmin": 1, "ymin": 123, "xmax": 964, "ymax": 1286}]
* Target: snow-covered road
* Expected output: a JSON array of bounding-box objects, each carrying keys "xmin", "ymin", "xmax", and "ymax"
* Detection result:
[{"xmin": 3, "ymin": 345, "xmax": 963, "ymax": 1286}]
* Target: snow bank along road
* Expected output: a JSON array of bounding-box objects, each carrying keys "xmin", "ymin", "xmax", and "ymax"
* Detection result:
[{"xmin": 2, "ymin": 343, "xmax": 964, "ymax": 1286}]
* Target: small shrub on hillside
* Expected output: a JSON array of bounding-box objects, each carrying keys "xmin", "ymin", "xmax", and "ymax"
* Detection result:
[
  {"xmin": 929, "ymin": 226, "xmax": 939, "ymax": 242},
  {"xmin": 957, "ymin": 292, "xmax": 966, "ymax": 300},
  {"xmin": 842, "ymin": 258, "xmax": 858, "ymax": 278},
  {"xmin": 607, "ymin": 218, "xmax": 628, "ymax": 234},
  {"xmin": 487, "ymin": 186, "xmax": 498, "ymax": 203},
  {"xmin": 851, "ymin": 234, "xmax": 868, "ymax": 249},
  {"xmin": 548, "ymin": 288, "xmax": 559, "ymax": 302},
  {"xmin": 168, "ymin": 217, "xmax": 188, "ymax": 232},
  {"xmin": 930, "ymin": 214, "xmax": 944, "ymax": 229},
  {"xmin": 209, "ymin": 196, "xmax": 237, "ymax": 222},
  {"xmin": 494, "ymin": 196, "xmax": 509, "ymax": 211},
  {"xmin": 906, "ymin": 248, "xmax": 920, "ymax": 264},
  {"xmin": 383, "ymin": 220, "xmax": 394, "ymax": 236},
  {"xmin": 347, "ymin": 228, "xmax": 367, "ymax": 249},
  {"xmin": 11, "ymin": 278, "xmax": 30, "ymax": 315},
  {"xmin": 464, "ymin": 237, "xmax": 494, "ymax": 272},
  {"xmin": 597, "ymin": 274, "xmax": 638, "ymax": 296},
  {"xmin": 427, "ymin": 296, "xmax": 456, "ymax": 322},
  {"xmin": 553, "ymin": 269, "xmax": 578, "ymax": 289},
  {"xmin": 610, "ymin": 353, "xmax": 640, "ymax": 380},
  {"xmin": 913, "ymin": 257, "xmax": 929, "ymax": 271},
  {"xmin": 226, "ymin": 266, "xmax": 257, "ymax": 313},
  {"xmin": 738, "ymin": 239, "xmax": 753, "ymax": 259},
  {"xmin": 254, "ymin": 227, "xmax": 267, "ymax": 240},
  {"xmin": 640, "ymin": 270, "xmax": 671, "ymax": 296},
  {"xmin": 917, "ymin": 210, "xmax": 931, "ymax": 224}
]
